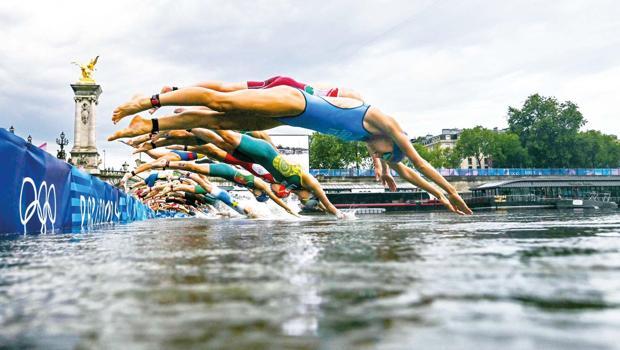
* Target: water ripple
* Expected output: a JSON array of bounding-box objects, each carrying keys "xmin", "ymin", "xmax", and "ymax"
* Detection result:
[{"xmin": 1, "ymin": 210, "xmax": 620, "ymax": 349}]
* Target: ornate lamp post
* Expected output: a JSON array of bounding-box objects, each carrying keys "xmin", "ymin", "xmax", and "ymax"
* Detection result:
[
  {"xmin": 9, "ymin": 126, "xmax": 14, "ymax": 134},
  {"xmin": 27, "ymin": 135, "xmax": 32, "ymax": 144},
  {"xmin": 56, "ymin": 131, "xmax": 69, "ymax": 160}
]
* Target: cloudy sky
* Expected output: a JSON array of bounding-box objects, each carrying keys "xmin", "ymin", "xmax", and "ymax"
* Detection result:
[{"xmin": 1, "ymin": 0, "xmax": 619, "ymax": 168}]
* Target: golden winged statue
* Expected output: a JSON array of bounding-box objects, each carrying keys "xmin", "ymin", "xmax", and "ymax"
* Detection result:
[{"xmin": 71, "ymin": 56, "xmax": 99, "ymax": 83}]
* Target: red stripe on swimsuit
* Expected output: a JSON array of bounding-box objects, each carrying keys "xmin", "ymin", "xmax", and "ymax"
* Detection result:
[
  {"xmin": 248, "ymin": 76, "xmax": 339, "ymax": 97},
  {"xmin": 247, "ymin": 76, "xmax": 307, "ymax": 90},
  {"xmin": 325, "ymin": 87, "xmax": 339, "ymax": 97},
  {"xmin": 224, "ymin": 153, "xmax": 276, "ymax": 183}
]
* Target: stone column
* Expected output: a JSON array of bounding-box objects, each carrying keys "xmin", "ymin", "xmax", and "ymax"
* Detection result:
[{"xmin": 70, "ymin": 83, "xmax": 102, "ymax": 174}]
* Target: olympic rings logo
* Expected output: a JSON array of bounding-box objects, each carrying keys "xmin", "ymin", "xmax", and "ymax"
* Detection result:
[
  {"xmin": 19, "ymin": 177, "xmax": 57, "ymax": 234},
  {"xmin": 18, "ymin": 176, "xmax": 149, "ymax": 233}
]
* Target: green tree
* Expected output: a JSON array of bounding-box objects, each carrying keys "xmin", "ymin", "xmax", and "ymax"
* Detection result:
[
  {"xmin": 572, "ymin": 130, "xmax": 620, "ymax": 168},
  {"xmin": 454, "ymin": 126, "xmax": 496, "ymax": 168},
  {"xmin": 309, "ymin": 133, "xmax": 371, "ymax": 168},
  {"xmin": 491, "ymin": 132, "xmax": 530, "ymax": 167},
  {"xmin": 508, "ymin": 94, "xmax": 586, "ymax": 167},
  {"xmin": 412, "ymin": 143, "xmax": 460, "ymax": 168}
]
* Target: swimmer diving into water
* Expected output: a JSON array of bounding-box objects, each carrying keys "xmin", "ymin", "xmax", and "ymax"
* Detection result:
[{"xmin": 109, "ymin": 82, "xmax": 472, "ymax": 215}]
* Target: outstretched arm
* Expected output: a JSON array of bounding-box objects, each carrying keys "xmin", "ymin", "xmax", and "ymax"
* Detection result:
[
  {"xmin": 255, "ymin": 179, "xmax": 299, "ymax": 217},
  {"xmin": 367, "ymin": 144, "xmax": 396, "ymax": 191},
  {"xmin": 379, "ymin": 159, "xmax": 397, "ymax": 192},
  {"xmin": 369, "ymin": 112, "xmax": 472, "ymax": 214},
  {"xmin": 372, "ymin": 155, "xmax": 383, "ymax": 181},
  {"xmin": 302, "ymin": 174, "xmax": 344, "ymax": 218},
  {"xmin": 390, "ymin": 162, "xmax": 463, "ymax": 215}
]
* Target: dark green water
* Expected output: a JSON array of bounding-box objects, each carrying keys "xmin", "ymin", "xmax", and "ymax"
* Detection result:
[{"xmin": 1, "ymin": 210, "xmax": 620, "ymax": 350}]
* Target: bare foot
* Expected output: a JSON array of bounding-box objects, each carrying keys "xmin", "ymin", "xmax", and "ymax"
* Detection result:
[
  {"xmin": 112, "ymin": 94, "xmax": 149, "ymax": 124},
  {"xmin": 107, "ymin": 115, "xmax": 152, "ymax": 141}
]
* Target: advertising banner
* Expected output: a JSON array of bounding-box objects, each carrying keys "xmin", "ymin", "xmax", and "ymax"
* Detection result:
[{"xmin": 0, "ymin": 129, "xmax": 154, "ymax": 234}]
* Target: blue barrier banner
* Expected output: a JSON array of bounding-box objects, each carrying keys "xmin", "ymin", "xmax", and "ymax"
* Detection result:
[
  {"xmin": 310, "ymin": 167, "xmax": 620, "ymax": 177},
  {"xmin": 0, "ymin": 129, "xmax": 154, "ymax": 234}
]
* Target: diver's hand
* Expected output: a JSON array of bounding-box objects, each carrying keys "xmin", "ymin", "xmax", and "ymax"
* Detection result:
[
  {"xmin": 374, "ymin": 167, "xmax": 381, "ymax": 182},
  {"xmin": 380, "ymin": 173, "xmax": 397, "ymax": 192},
  {"xmin": 448, "ymin": 192, "xmax": 473, "ymax": 215},
  {"xmin": 244, "ymin": 207, "xmax": 259, "ymax": 219},
  {"xmin": 437, "ymin": 194, "xmax": 463, "ymax": 215}
]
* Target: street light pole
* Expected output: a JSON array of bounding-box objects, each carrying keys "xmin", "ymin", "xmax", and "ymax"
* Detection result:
[
  {"xmin": 56, "ymin": 131, "xmax": 69, "ymax": 160},
  {"xmin": 103, "ymin": 149, "xmax": 106, "ymax": 170}
]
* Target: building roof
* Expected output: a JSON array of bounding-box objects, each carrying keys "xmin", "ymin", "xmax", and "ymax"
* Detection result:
[{"xmin": 471, "ymin": 176, "xmax": 620, "ymax": 190}]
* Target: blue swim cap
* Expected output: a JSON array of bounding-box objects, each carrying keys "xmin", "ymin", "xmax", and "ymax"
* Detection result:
[
  {"xmin": 256, "ymin": 192, "xmax": 269, "ymax": 202},
  {"xmin": 145, "ymin": 172, "xmax": 158, "ymax": 187},
  {"xmin": 304, "ymin": 199, "xmax": 319, "ymax": 209}
]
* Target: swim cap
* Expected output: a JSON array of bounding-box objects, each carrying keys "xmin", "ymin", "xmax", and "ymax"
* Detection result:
[
  {"xmin": 272, "ymin": 183, "xmax": 291, "ymax": 198},
  {"xmin": 255, "ymin": 191, "xmax": 269, "ymax": 202},
  {"xmin": 145, "ymin": 172, "xmax": 158, "ymax": 187},
  {"xmin": 304, "ymin": 199, "xmax": 319, "ymax": 209}
]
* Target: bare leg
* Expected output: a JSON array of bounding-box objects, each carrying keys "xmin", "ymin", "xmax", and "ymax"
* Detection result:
[
  {"xmin": 166, "ymin": 144, "xmax": 231, "ymax": 163},
  {"xmin": 149, "ymin": 160, "xmax": 210, "ymax": 177},
  {"xmin": 202, "ymin": 143, "xmax": 228, "ymax": 161},
  {"xmin": 112, "ymin": 86, "xmax": 304, "ymax": 123},
  {"xmin": 131, "ymin": 153, "xmax": 182, "ymax": 177},
  {"xmin": 125, "ymin": 134, "xmax": 152, "ymax": 146},
  {"xmin": 142, "ymin": 149, "xmax": 173, "ymax": 160},
  {"xmin": 213, "ymin": 130, "xmax": 242, "ymax": 149},
  {"xmin": 190, "ymin": 128, "xmax": 232, "ymax": 151},
  {"xmin": 248, "ymin": 131, "xmax": 276, "ymax": 147},
  {"xmin": 135, "ymin": 136, "xmax": 203, "ymax": 153},
  {"xmin": 108, "ymin": 111, "xmax": 281, "ymax": 141}
]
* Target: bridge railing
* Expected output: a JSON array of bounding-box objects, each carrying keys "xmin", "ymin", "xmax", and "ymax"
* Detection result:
[{"xmin": 309, "ymin": 168, "xmax": 620, "ymax": 177}]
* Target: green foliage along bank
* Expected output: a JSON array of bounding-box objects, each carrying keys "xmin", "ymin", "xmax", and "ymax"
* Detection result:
[
  {"xmin": 309, "ymin": 133, "xmax": 371, "ymax": 169},
  {"xmin": 454, "ymin": 94, "xmax": 619, "ymax": 168},
  {"xmin": 309, "ymin": 93, "xmax": 620, "ymax": 169}
]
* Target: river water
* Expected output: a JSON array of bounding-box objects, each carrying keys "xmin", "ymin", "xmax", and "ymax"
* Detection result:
[{"xmin": 1, "ymin": 210, "xmax": 620, "ymax": 350}]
